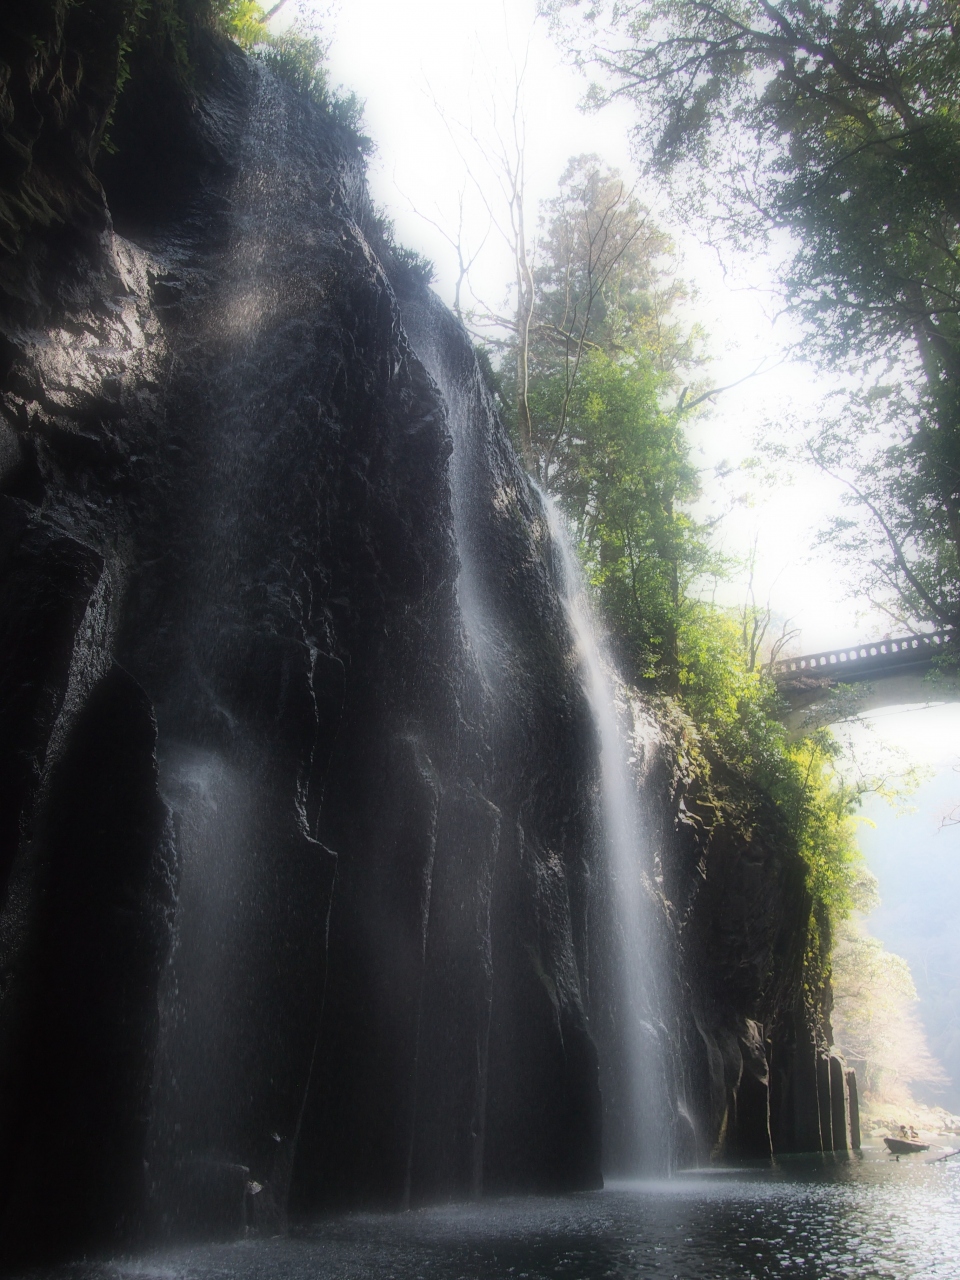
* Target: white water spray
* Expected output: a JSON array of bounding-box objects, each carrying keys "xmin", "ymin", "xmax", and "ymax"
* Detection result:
[
  {"xmin": 401, "ymin": 292, "xmax": 677, "ymax": 1170},
  {"xmin": 147, "ymin": 65, "xmax": 338, "ymax": 1228},
  {"xmin": 540, "ymin": 491, "xmax": 674, "ymax": 1174}
]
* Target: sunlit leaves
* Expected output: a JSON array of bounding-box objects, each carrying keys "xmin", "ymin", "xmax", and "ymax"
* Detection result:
[
  {"xmin": 831, "ymin": 918, "xmax": 948, "ymax": 1097},
  {"xmin": 510, "ymin": 157, "xmax": 710, "ymax": 680},
  {"xmin": 677, "ymin": 604, "xmax": 872, "ymax": 926},
  {"xmin": 219, "ymin": 0, "xmax": 269, "ymax": 49},
  {"xmin": 551, "ymin": 0, "xmax": 960, "ymax": 635},
  {"xmin": 515, "ymin": 144, "xmax": 878, "ymax": 964}
]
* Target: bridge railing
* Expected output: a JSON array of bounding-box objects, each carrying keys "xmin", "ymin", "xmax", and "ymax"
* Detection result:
[{"xmin": 771, "ymin": 631, "xmax": 953, "ymax": 682}]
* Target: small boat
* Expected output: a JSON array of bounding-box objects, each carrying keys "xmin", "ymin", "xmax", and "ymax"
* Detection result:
[{"xmin": 884, "ymin": 1136, "xmax": 929, "ymax": 1155}]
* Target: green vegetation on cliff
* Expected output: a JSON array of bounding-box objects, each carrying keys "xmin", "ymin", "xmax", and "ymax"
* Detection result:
[
  {"xmin": 676, "ymin": 604, "xmax": 870, "ymax": 1029},
  {"xmin": 546, "ymin": 0, "xmax": 960, "ymax": 643},
  {"xmin": 488, "ymin": 152, "xmax": 870, "ymax": 1038},
  {"xmin": 116, "ymin": 0, "xmax": 365, "ymax": 132},
  {"xmin": 533, "ymin": 0, "xmax": 960, "ymax": 1062},
  {"xmin": 0, "ymin": 0, "xmax": 363, "ymax": 255}
]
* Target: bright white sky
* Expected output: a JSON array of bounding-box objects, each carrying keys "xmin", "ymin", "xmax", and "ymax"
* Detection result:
[{"xmin": 279, "ymin": 0, "xmax": 960, "ymax": 770}]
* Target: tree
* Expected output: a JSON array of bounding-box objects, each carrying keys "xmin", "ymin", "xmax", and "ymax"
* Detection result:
[
  {"xmin": 738, "ymin": 538, "xmax": 800, "ymax": 673},
  {"xmin": 477, "ymin": 149, "xmax": 889, "ymax": 1013},
  {"xmin": 529, "ymin": 157, "xmax": 680, "ymax": 476},
  {"xmin": 832, "ymin": 917, "xmax": 948, "ymax": 1102},
  {"xmin": 522, "ymin": 157, "xmax": 706, "ymax": 475},
  {"xmin": 495, "ymin": 157, "xmax": 712, "ymax": 679},
  {"xmin": 546, "ymin": 0, "xmax": 960, "ymax": 636},
  {"xmin": 804, "ymin": 383, "xmax": 960, "ymax": 632},
  {"xmin": 550, "ymin": 346, "xmax": 708, "ymax": 678},
  {"xmin": 421, "ymin": 56, "xmax": 540, "ymax": 471}
]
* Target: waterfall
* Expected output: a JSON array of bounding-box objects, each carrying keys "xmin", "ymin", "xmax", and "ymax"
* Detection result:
[
  {"xmin": 146, "ymin": 64, "xmax": 338, "ymax": 1235},
  {"xmin": 398, "ymin": 296, "xmax": 505, "ymax": 689},
  {"xmin": 396, "ymin": 276, "xmax": 677, "ymax": 1173},
  {"xmin": 400, "ymin": 281, "xmax": 679, "ymax": 1175},
  {"xmin": 6, "ymin": 5, "xmax": 837, "ymax": 1250},
  {"xmin": 387, "ymin": 297, "xmax": 508, "ymax": 1201},
  {"xmin": 539, "ymin": 493, "xmax": 676, "ymax": 1176}
]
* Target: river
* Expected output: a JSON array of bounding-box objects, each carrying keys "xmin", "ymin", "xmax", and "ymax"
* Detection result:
[{"xmin": 29, "ymin": 1150, "xmax": 960, "ymax": 1280}]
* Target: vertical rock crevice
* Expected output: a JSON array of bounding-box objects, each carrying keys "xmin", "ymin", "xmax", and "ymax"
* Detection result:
[{"xmin": 0, "ymin": 16, "xmax": 841, "ymax": 1265}]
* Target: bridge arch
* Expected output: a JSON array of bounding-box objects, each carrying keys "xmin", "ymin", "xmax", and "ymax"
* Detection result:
[{"xmin": 772, "ymin": 631, "xmax": 959, "ymax": 731}]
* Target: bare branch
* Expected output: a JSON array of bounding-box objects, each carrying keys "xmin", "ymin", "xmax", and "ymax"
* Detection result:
[
  {"xmin": 679, "ymin": 356, "xmax": 786, "ymax": 413},
  {"xmin": 807, "ymin": 445, "xmax": 958, "ymax": 629}
]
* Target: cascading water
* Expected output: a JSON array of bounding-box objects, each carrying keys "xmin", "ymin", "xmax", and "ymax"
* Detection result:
[
  {"xmin": 397, "ymin": 294, "xmax": 606, "ymax": 1197},
  {"xmin": 1, "ymin": 9, "xmax": 856, "ymax": 1253},
  {"xmin": 145, "ymin": 65, "xmax": 338, "ymax": 1235},
  {"xmin": 390, "ymin": 297, "xmax": 517, "ymax": 1199},
  {"xmin": 139, "ymin": 59, "xmax": 605, "ymax": 1229},
  {"xmin": 138, "ymin": 54, "xmax": 675, "ymax": 1212},
  {"xmin": 398, "ymin": 297, "xmax": 505, "ymax": 687},
  {"xmin": 539, "ymin": 492, "xmax": 678, "ymax": 1175},
  {"xmin": 401, "ymin": 280, "xmax": 679, "ymax": 1174}
]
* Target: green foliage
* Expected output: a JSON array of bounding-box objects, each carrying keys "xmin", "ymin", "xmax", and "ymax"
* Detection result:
[
  {"xmin": 798, "ymin": 380, "xmax": 960, "ymax": 632},
  {"xmin": 513, "ymin": 158, "xmax": 867, "ymax": 947},
  {"xmin": 217, "ymin": 0, "xmax": 268, "ymax": 49},
  {"xmin": 387, "ymin": 245, "xmax": 436, "ymax": 286},
  {"xmin": 105, "ymin": 0, "xmax": 256, "ymax": 122},
  {"xmin": 102, "ymin": 0, "xmax": 197, "ymax": 148},
  {"xmin": 549, "ymin": 347, "xmax": 708, "ymax": 679},
  {"xmin": 251, "ymin": 27, "xmax": 369, "ymax": 143},
  {"xmin": 831, "ymin": 914, "xmax": 947, "ymax": 1099},
  {"xmin": 677, "ymin": 603, "xmax": 868, "ymax": 928},
  {"xmin": 102, "ymin": 0, "xmax": 369, "ymax": 151},
  {"xmin": 215, "ymin": 2, "xmax": 367, "ymax": 132},
  {"xmin": 532, "ymin": 157, "xmax": 702, "ymax": 376},
  {"xmin": 496, "ymin": 157, "xmax": 711, "ymax": 682},
  {"xmin": 359, "ymin": 207, "xmax": 436, "ymax": 289},
  {"xmin": 789, "ymin": 738, "xmax": 864, "ymax": 921},
  {"xmin": 255, "ymin": 29, "xmax": 328, "ymax": 100},
  {"xmin": 549, "ymin": 0, "xmax": 960, "ymax": 639},
  {"xmin": 533, "ymin": 11, "xmax": 957, "ymax": 1017}
]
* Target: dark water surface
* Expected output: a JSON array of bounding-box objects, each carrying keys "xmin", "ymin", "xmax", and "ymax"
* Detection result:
[{"xmin": 35, "ymin": 1152, "xmax": 960, "ymax": 1280}]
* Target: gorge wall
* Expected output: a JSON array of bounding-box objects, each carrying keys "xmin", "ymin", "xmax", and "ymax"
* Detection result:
[{"xmin": 0, "ymin": 8, "xmax": 850, "ymax": 1267}]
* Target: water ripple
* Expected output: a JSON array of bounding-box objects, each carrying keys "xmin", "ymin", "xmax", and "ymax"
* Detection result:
[{"xmin": 27, "ymin": 1153, "xmax": 960, "ymax": 1280}]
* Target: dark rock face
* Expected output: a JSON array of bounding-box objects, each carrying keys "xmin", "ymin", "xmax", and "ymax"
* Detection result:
[
  {"xmin": 0, "ymin": 0, "xmax": 109, "ymax": 258},
  {"xmin": 0, "ymin": 20, "xmax": 835, "ymax": 1268},
  {"xmin": 0, "ymin": 35, "xmax": 602, "ymax": 1264},
  {"xmin": 2, "ymin": 665, "xmax": 174, "ymax": 1254},
  {"xmin": 643, "ymin": 732, "xmax": 849, "ymax": 1165}
]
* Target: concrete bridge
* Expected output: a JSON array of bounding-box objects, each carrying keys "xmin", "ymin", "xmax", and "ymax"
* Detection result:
[{"xmin": 771, "ymin": 630, "xmax": 959, "ymax": 728}]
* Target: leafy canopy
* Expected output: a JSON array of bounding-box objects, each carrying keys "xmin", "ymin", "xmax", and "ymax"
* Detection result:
[
  {"xmin": 546, "ymin": 0, "xmax": 960, "ymax": 637},
  {"xmin": 493, "ymin": 156, "xmax": 711, "ymax": 681},
  {"xmin": 496, "ymin": 150, "xmax": 885, "ymax": 991}
]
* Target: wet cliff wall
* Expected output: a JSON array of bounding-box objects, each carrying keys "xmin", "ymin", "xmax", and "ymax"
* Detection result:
[
  {"xmin": 0, "ymin": 7, "xmax": 839, "ymax": 1267},
  {"xmin": 0, "ymin": 18, "xmax": 603, "ymax": 1264},
  {"xmin": 625, "ymin": 696, "xmax": 857, "ymax": 1167}
]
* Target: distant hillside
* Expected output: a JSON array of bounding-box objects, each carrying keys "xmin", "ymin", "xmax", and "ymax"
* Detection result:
[{"xmin": 859, "ymin": 776, "xmax": 960, "ymax": 1112}]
